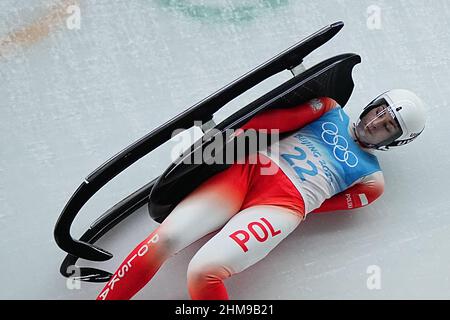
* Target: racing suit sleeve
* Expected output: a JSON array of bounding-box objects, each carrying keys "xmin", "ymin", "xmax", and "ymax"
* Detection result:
[
  {"xmin": 311, "ymin": 171, "xmax": 385, "ymax": 213},
  {"xmin": 238, "ymin": 97, "xmax": 339, "ymax": 134}
]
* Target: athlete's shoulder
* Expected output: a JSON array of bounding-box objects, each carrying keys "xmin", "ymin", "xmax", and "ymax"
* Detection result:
[
  {"xmin": 307, "ymin": 97, "xmax": 340, "ymax": 114},
  {"xmin": 306, "ymin": 97, "xmax": 340, "ymax": 115}
]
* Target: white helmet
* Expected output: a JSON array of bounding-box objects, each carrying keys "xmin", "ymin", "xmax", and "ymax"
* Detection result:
[{"xmin": 355, "ymin": 89, "xmax": 427, "ymax": 150}]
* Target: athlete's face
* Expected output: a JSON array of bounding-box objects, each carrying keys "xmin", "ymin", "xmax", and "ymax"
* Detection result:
[{"xmin": 355, "ymin": 104, "xmax": 401, "ymax": 147}]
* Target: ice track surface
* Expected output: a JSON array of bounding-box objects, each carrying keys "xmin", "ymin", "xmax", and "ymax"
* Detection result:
[{"xmin": 0, "ymin": 0, "xmax": 449, "ymax": 299}]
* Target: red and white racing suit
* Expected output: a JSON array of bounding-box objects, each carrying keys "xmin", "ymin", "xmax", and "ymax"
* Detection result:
[{"xmin": 97, "ymin": 97, "xmax": 384, "ymax": 300}]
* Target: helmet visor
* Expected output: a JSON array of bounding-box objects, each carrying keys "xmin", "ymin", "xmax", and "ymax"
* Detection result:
[{"xmin": 356, "ymin": 98, "xmax": 403, "ymax": 148}]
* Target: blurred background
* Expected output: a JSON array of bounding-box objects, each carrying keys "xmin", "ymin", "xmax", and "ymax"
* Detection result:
[{"xmin": 0, "ymin": 0, "xmax": 449, "ymax": 299}]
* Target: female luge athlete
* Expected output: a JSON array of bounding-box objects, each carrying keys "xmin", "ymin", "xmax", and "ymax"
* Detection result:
[{"xmin": 97, "ymin": 89, "xmax": 426, "ymax": 300}]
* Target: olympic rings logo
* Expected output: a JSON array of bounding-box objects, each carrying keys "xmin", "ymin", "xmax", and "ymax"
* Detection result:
[{"xmin": 321, "ymin": 122, "xmax": 359, "ymax": 168}]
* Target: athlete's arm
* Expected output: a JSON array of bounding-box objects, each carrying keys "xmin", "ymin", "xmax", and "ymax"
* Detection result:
[
  {"xmin": 238, "ymin": 97, "xmax": 338, "ymax": 134},
  {"xmin": 311, "ymin": 171, "xmax": 385, "ymax": 214}
]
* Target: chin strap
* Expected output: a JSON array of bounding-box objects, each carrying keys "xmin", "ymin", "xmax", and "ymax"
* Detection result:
[
  {"xmin": 352, "ymin": 123, "xmax": 391, "ymax": 152},
  {"xmin": 352, "ymin": 124, "xmax": 369, "ymax": 147}
]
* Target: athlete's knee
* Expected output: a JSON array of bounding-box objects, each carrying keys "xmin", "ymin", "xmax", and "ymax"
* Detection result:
[
  {"xmin": 150, "ymin": 225, "xmax": 185, "ymax": 256},
  {"xmin": 187, "ymin": 255, "xmax": 232, "ymax": 285}
]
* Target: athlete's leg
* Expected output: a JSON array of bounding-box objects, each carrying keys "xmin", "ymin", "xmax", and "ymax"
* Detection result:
[
  {"xmin": 97, "ymin": 165, "xmax": 248, "ymax": 300},
  {"xmin": 187, "ymin": 205, "xmax": 302, "ymax": 300}
]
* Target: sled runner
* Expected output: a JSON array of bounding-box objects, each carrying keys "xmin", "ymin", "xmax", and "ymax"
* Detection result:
[{"xmin": 54, "ymin": 21, "xmax": 360, "ymax": 282}]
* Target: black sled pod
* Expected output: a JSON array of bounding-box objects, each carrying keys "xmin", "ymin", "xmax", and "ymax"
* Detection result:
[
  {"xmin": 54, "ymin": 21, "xmax": 360, "ymax": 282},
  {"xmin": 148, "ymin": 53, "xmax": 361, "ymax": 223}
]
